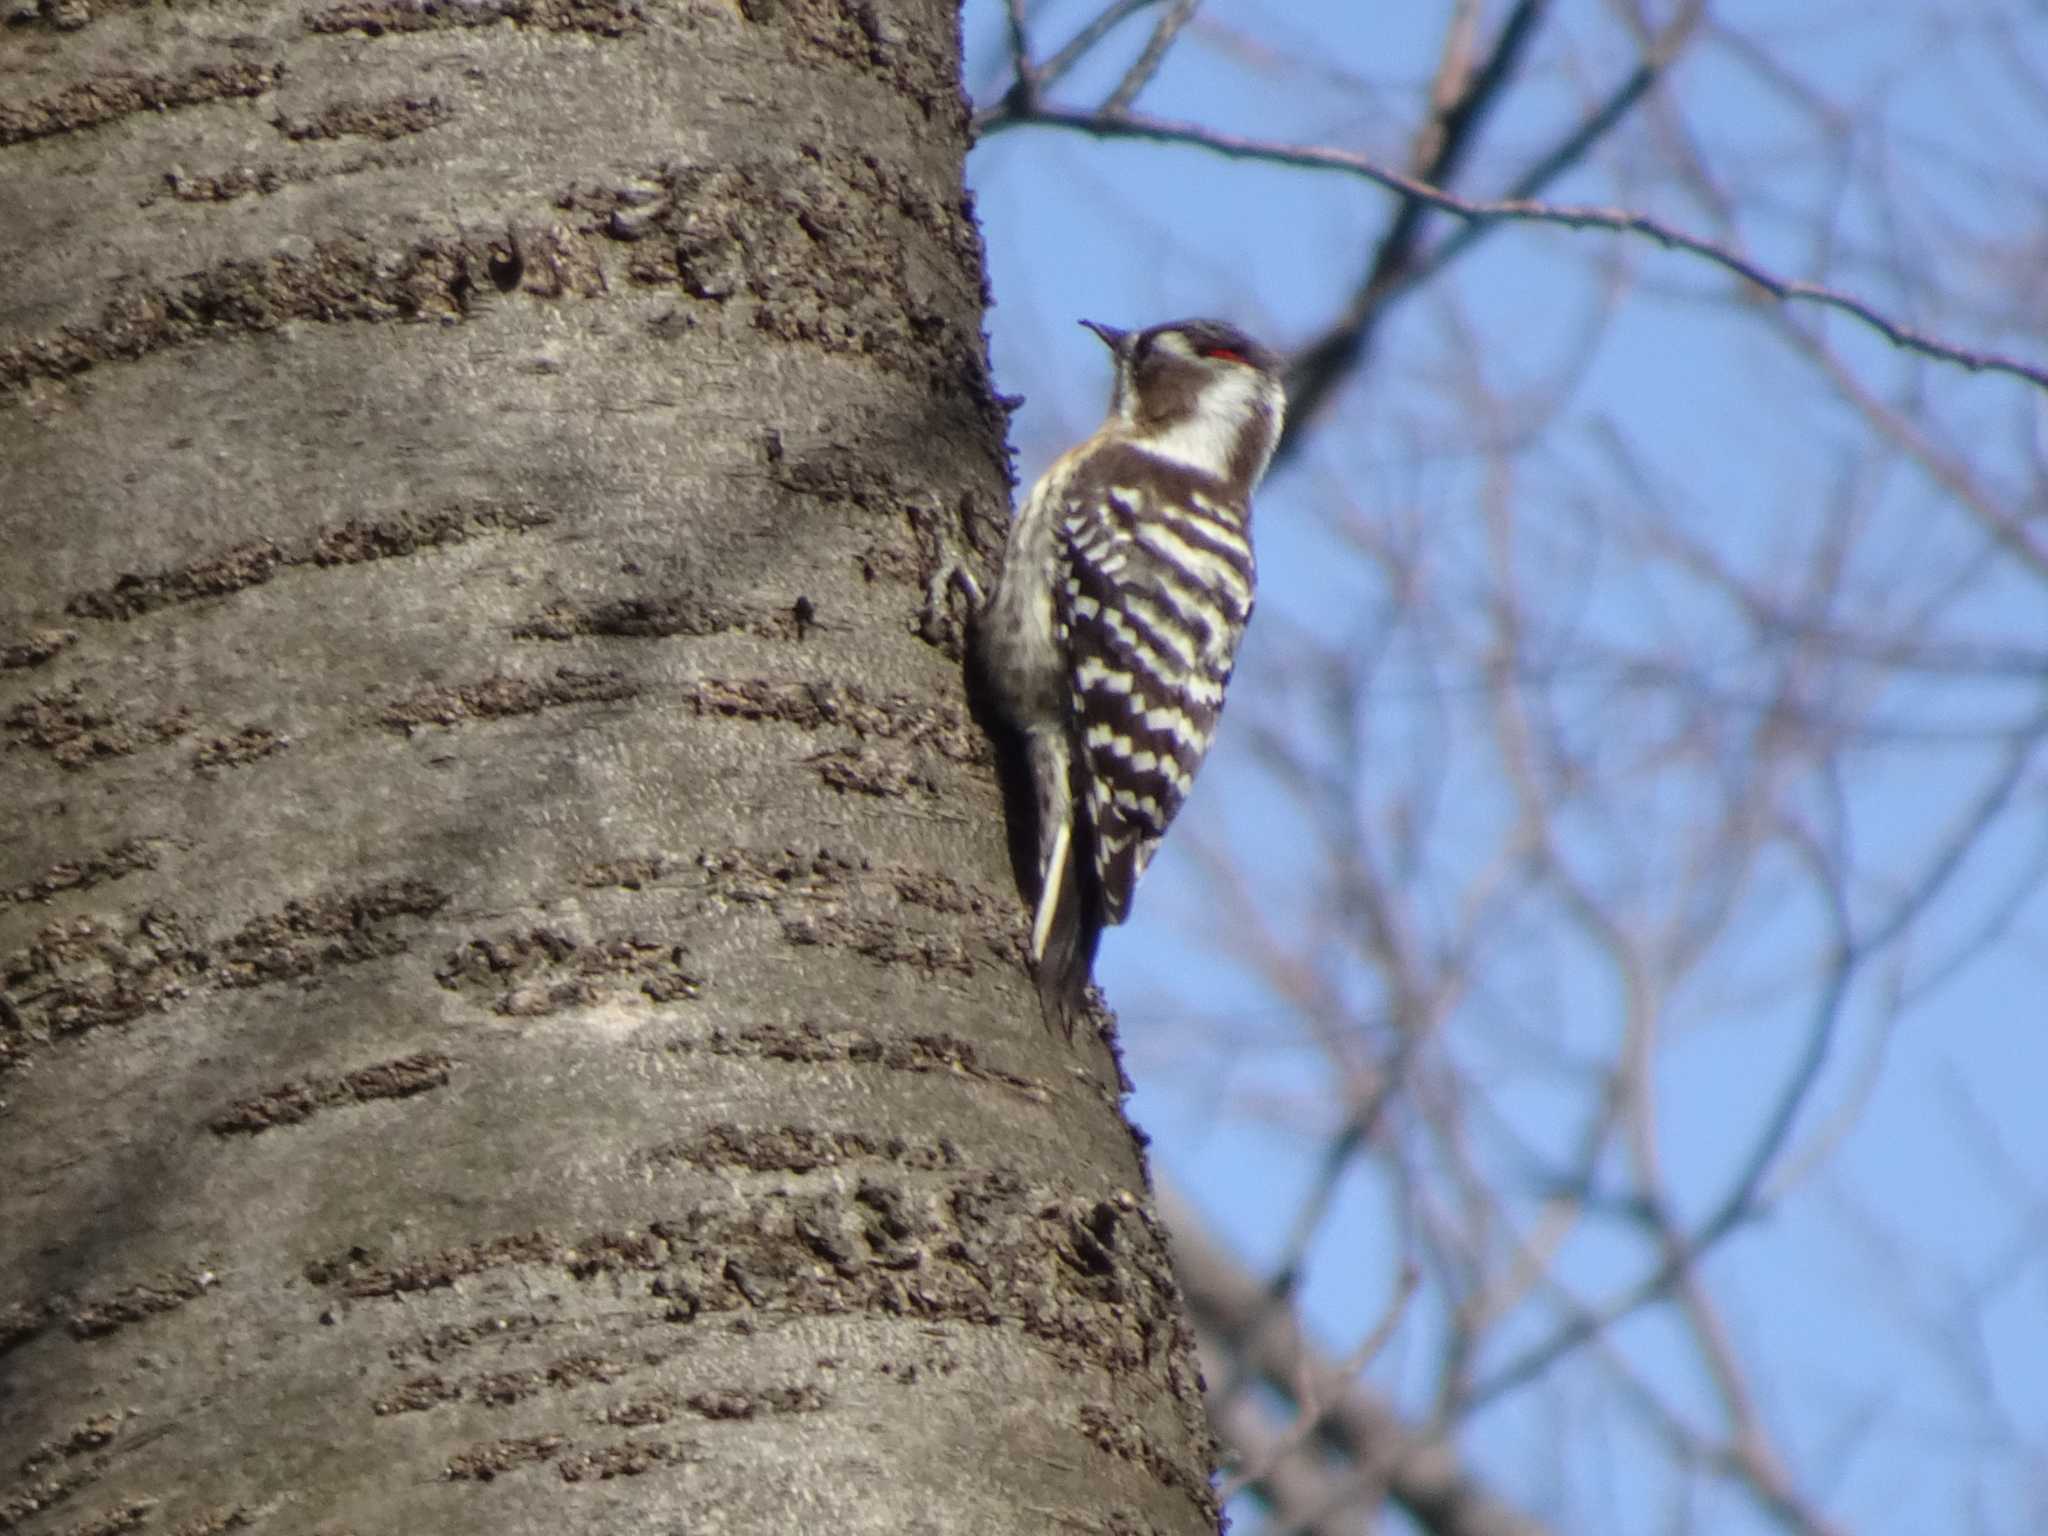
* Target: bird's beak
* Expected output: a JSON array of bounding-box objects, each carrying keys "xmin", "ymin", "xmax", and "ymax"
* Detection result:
[{"xmin": 1079, "ymin": 319, "xmax": 1127, "ymax": 350}]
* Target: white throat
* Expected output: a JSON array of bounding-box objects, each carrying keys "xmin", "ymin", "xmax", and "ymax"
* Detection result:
[{"xmin": 1135, "ymin": 367, "xmax": 1280, "ymax": 484}]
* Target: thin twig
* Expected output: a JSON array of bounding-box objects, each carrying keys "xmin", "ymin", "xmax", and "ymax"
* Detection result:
[
  {"xmin": 1282, "ymin": 0, "xmax": 1557, "ymax": 448},
  {"xmin": 1226, "ymin": 1263, "xmax": 1423, "ymax": 1531},
  {"xmin": 1001, "ymin": 0, "xmax": 1033, "ymax": 87},
  {"xmin": 1100, "ymin": 0, "xmax": 1201, "ymax": 117},
  {"xmin": 1408, "ymin": 1, "xmax": 1701, "ymax": 292},
  {"xmin": 1012, "ymin": 105, "xmax": 2048, "ymax": 395},
  {"xmin": 1164, "ymin": 1183, "xmax": 1556, "ymax": 1536},
  {"xmin": 1774, "ymin": 318, "xmax": 2048, "ymax": 581},
  {"xmin": 1465, "ymin": 696, "xmax": 2048, "ymax": 1408},
  {"xmin": 976, "ymin": 0, "xmax": 1160, "ymax": 133}
]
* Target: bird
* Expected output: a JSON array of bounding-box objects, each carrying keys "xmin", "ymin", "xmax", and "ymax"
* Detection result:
[{"xmin": 962, "ymin": 316, "xmax": 1286, "ymax": 1035}]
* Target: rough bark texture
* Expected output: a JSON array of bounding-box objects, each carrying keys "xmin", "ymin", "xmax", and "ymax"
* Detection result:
[{"xmin": 0, "ymin": 4, "xmax": 1220, "ymax": 1532}]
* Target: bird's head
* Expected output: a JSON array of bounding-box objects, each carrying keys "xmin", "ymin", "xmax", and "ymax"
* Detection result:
[{"xmin": 1082, "ymin": 317, "xmax": 1286, "ymax": 494}]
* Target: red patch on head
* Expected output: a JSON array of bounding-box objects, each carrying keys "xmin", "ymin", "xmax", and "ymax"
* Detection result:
[{"xmin": 1203, "ymin": 347, "xmax": 1248, "ymax": 364}]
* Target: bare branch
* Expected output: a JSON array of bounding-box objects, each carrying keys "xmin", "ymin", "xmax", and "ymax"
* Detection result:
[
  {"xmin": 1466, "ymin": 689, "xmax": 2048, "ymax": 1409},
  {"xmin": 1205, "ymin": 1363, "xmax": 1383, "ymax": 1536},
  {"xmin": 1215, "ymin": 1262, "xmax": 1419, "ymax": 1514},
  {"xmin": 973, "ymin": 8, "xmax": 2048, "ymax": 1530},
  {"xmin": 1771, "ymin": 318, "xmax": 2048, "ymax": 584},
  {"xmin": 1099, "ymin": 0, "xmax": 1200, "ymax": 117},
  {"xmin": 1008, "ymin": 106, "xmax": 2048, "ymax": 395},
  {"xmin": 1163, "ymin": 1184, "xmax": 1557, "ymax": 1536},
  {"xmin": 1282, "ymin": 0, "xmax": 1560, "ymax": 448},
  {"xmin": 1000, "ymin": 0, "xmax": 1032, "ymax": 89},
  {"xmin": 976, "ymin": 0, "xmax": 1162, "ymax": 130}
]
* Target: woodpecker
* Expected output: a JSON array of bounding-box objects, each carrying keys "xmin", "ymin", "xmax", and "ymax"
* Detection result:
[{"xmin": 963, "ymin": 317, "xmax": 1286, "ymax": 1035}]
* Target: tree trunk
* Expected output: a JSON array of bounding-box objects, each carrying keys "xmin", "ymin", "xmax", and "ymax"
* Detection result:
[{"xmin": 0, "ymin": 5, "xmax": 1218, "ymax": 1531}]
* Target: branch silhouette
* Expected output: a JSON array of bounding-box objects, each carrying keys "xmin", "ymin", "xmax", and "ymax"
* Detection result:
[{"xmin": 990, "ymin": 105, "xmax": 2048, "ymax": 396}]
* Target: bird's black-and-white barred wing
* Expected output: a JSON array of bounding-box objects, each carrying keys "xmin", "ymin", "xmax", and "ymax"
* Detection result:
[{"xmin": 1055, "ymin": 477, "xmax": 1255, "ymax": 925}]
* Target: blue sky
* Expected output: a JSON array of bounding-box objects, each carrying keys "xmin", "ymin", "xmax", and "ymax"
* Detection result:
[{"xmin": 960, "ymin": 3, "xmax": 2048, "ymax": 1531}]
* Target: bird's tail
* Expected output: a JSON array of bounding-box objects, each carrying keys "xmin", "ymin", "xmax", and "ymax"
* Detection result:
[
  {"xmin": 1030, "ymin": 810, "xmax": 1101, "ymax": 1039},
  {"xmin": 958, "ymin": 622, "xmax": 1104, "ymax": 1039}
]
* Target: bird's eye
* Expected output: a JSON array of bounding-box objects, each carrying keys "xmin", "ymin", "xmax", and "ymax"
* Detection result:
[{"xmin": 1202, "ymin": 346, "xmax": 1248, "ymax": 364}]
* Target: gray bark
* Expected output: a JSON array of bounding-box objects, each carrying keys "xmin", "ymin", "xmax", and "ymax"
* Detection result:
[{"xmin": 0, "ymin": 4, "xmax": 1218, "ymax": 1531}]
